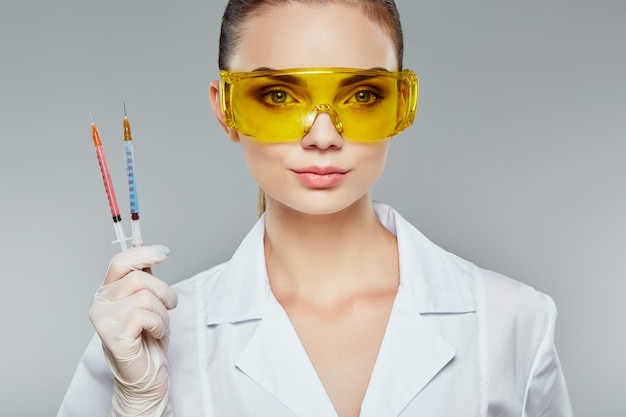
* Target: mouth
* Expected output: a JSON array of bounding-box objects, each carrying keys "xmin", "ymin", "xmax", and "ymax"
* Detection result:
[
  {"xmin": 292, "ymin": 166, "xmax": 349, "ymax": 175},
  {"xmin": 291, "ymin": 166, "xmax": 350, "ymax": 188}
]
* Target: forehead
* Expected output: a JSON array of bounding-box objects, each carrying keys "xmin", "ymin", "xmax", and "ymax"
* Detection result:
[{"xmin": 228, "ymin": 2, "xmax": 397, "ymax": 72}]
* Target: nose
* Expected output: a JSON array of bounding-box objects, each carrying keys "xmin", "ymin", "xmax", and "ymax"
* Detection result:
[{"xmin": 301, "ymin": 105, "xmax": 344, "ymax": 150}]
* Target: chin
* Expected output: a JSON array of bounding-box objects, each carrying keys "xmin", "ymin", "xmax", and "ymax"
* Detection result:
[{"xmin": 268, "ymin": 191, "xmax": 370, "ymax": 217}]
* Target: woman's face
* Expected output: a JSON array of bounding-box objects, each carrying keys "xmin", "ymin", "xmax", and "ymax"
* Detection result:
[{"xmin": 211, "ymin": 2, "xmax": 398, "ymax": 216}]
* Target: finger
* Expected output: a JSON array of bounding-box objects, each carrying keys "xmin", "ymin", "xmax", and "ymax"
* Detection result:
[
  {"xmin": 130, "ymin": 289, "xmax": 171, "ymax": 331},
  {"xmin": 121, "ymin": 309, "xmax": 169, "ymax": 342},
  {"xmin": 96, "ymin": 270, "xmax": 178, "ymax": 310},
  {"xmin": 129, "ymin": 274, "xmax": 178, "ymax": 310},
  {"xmin": 103, "ymin": 245, "xmax": 170, "ymax": 285},
  {"xmin": 90, "ymin": 287, "xmax": 170, "ymax": 329},
  {"xmin": 157, "ymin": 328, "xmax": 171, "ymax": 352}
]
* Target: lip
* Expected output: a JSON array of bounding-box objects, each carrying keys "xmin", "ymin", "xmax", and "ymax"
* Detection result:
[
  {"xmin": 291, "ymin": 165, "xmax": 349, "ymax": 188},
  {"xmin": 292, "ymin": 166, "xmax": 349, "ymax": 175}
]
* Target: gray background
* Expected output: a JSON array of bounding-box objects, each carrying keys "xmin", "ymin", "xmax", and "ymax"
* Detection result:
[{"xmin": 1, "ymin": 0, "xmax": 624, "ymax": 415}]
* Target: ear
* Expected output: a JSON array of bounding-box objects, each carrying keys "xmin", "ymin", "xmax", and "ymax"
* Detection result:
[{"xmin": 209, "ymin": 80, "xmax": 241, "ymax": 143}]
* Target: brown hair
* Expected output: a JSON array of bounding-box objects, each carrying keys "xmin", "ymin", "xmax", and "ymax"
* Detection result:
[
  {"xmin": 217, "ymin": 0, "xmax": 405, "ymax": 217},
  {"xmin": 218, "ymin": 0, "xmax": 404, "ymax": 70}
]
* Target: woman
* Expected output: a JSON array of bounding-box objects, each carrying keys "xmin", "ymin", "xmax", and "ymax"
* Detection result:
[{"xmin": 58, "ymin": 1, "xmax": 573, "ymax": 416}]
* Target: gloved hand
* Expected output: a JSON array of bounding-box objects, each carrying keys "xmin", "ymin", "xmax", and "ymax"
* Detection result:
[{"xmin": 89, "ymin": 245, "xmax": 178, "ymax": 417}]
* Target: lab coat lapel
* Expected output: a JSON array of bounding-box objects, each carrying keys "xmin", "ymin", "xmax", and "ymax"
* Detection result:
[
  {"xmin": 205, "ymin": 216, "xmax": 337, "ymax": 416},
  {"xmin": 359, "ymin": 292, "xmax": 456, "ymax": 417},
  {"xmin": 235, "ymin": 295, "xmax": 338, "ymax": 417},
  {"xmin": 358, "ymin": 203, "xmax": 475, "ymax": 417}
]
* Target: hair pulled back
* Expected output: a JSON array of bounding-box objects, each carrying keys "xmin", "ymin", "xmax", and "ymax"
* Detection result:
[{"xmin": 218, "ymin": 0, "xmax": 405, "ymax": 70}]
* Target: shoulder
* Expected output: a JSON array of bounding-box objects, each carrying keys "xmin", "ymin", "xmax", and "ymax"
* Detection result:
[
  {"xmin": 431, "ymin": 243, "xmax": 561, "ymax": 390},
  {"xmin": 478, "ymin": 266, "xmax": 557, "ymax": 331},
  {"xmin": 477, "ymin": 266, "xmax": 557, "ymax": 354},
  {"xmin": 387, "ymin": 202, "xmax": 556, "ymax": 323},
  {"xmin": 479, "ymin": 266, "xmax": 556, "ymax": 317},
  {"xmin": 386, "ymin": 202, "xmax": 557, "ymax": 348},
  {"xmin": 441, "ymin": 246, "xmax": 557, "ymax": 344}
]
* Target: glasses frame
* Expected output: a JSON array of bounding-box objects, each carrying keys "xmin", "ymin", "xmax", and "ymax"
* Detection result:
[{"xmin": 219, "ymin": 67, "xmax": 418, "ymax": 142}]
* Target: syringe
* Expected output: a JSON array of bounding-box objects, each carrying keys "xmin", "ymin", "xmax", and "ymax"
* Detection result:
[
  {"xmin": 123, "ymin": 103, "xmax": 143, "ymax": 247},
  {"xmin": 90, "ymin": 112, "xmax": 129, "ymax": 251}
]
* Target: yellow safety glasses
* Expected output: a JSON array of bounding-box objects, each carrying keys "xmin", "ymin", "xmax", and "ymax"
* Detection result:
[{"xmin": 219, "ymin": 67, "xmax": 418, "ymax": 143}]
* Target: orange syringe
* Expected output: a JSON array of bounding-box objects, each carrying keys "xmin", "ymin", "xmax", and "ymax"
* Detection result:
[{"xmin": 90, "ymin": 111, "xmax": 129, "ymax": 251}]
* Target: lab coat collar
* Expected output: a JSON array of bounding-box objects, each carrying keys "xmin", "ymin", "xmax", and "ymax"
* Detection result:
[
  {"xmin": 203, "ymin": 213, "xmax": 269, "ymax": 325},
  {"xmin": 204, "ymin": 201, "xmax": 476, "ymax": 324},
  {"xmin": 202, "ymin": 202, "xmax": 476, "ymax": 417}
]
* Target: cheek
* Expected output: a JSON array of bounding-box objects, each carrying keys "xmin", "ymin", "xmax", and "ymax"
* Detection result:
[
  {"xmin": 239, "ymin": 139, "xmax": 287, "ymax": 185},
  {"xmin": 356, "ymin": 143, "xmax": 390, "ymax": 178},
  {"xmin": 240, "ymin": 143, "xmax": 266, "ymax": 183}
]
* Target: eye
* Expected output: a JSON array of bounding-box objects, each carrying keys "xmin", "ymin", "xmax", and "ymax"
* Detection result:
[
  {"xmin": 355, "ymin": 90, "xmax": 373, "ymax": 103},
  {"xmin": 346, "ymin": 88, "xmax": 382, "ymax": 106},
  {"xmin": 269, "ymin": 90, "xmax": 288, "ymax": 104},
  {"xmin": 258, "ymin": 88, "xmax": 298, "ymax": 106}
]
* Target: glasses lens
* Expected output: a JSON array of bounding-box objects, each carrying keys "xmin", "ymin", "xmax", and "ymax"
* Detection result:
[{"xmin": 221, "ymin": 68, "xmax": 417, "ymax": 142}]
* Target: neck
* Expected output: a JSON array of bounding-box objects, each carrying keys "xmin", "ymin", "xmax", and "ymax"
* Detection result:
[{"xmin": 263, "ymin": 196, "xmax": 398, "ymax": 304}]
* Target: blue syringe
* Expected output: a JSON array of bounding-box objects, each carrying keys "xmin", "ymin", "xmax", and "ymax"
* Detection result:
[{"xmin": 123, "ymin": 103, "xmax": 143, "ymax": 247}]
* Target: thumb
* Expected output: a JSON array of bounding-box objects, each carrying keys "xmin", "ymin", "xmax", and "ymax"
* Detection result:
[{"xmin": 103, "ymin": 245, "xmax": 170, "ymax": 285}]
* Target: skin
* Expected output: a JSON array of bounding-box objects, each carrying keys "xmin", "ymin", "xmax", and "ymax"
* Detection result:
[{"xmin": 210, "ymin": 3, "xmax": 401, "ymax": 417}]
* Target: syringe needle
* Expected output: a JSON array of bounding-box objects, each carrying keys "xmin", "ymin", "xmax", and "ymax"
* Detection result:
[
  {"xmin": 123, "ymin": 104, "xmax": 143, "ymax": 247},
  {"xmin": 90, "ymin": 114, "xmax": 129, "ymax": 251}
]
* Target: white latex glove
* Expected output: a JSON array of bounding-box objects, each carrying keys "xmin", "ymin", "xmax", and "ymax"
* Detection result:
[{"xmin": 89, "ymin": 245, "xmax": 178, "ymax": 417}]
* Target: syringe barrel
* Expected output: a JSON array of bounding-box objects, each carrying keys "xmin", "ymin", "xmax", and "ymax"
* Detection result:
[
  {"xmin": 95, "ymin": 145, "xmax": 122, "ymax": 220},
  {"xmin": 112, "ymin": 221, "xmax": 129, "ymax": 251},
  {"xmin": 131, "ymin": 219, "xmax": 143, "ymax": 247},
  {"xmin": 125, "ymin": 141, "xmax": 139, "ymax": 215}
]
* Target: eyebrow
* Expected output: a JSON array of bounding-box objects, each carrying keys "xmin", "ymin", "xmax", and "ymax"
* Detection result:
[
  {"xmin": 270, "ymin": 74, "xmax": 308, "ymax": 86},
  {"xmin": 250, "ymin": 66, "xmax": 391, "ymax": 88},
  {"xmin": 253, "ymin": 67, "xmax": 308, "ymax": 87},
  {"xmin": 338, "ymin": 74, "xmax": 376, "ymax": 88},
  {"xmin": 339, "ymin": 67, "xmax": 390, "ymax": 88}
]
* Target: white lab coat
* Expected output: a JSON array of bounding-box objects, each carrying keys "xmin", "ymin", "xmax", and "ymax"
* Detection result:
[{"xmin": 58, "ymin": 202, "xmax": 573, "ymax": 417}]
